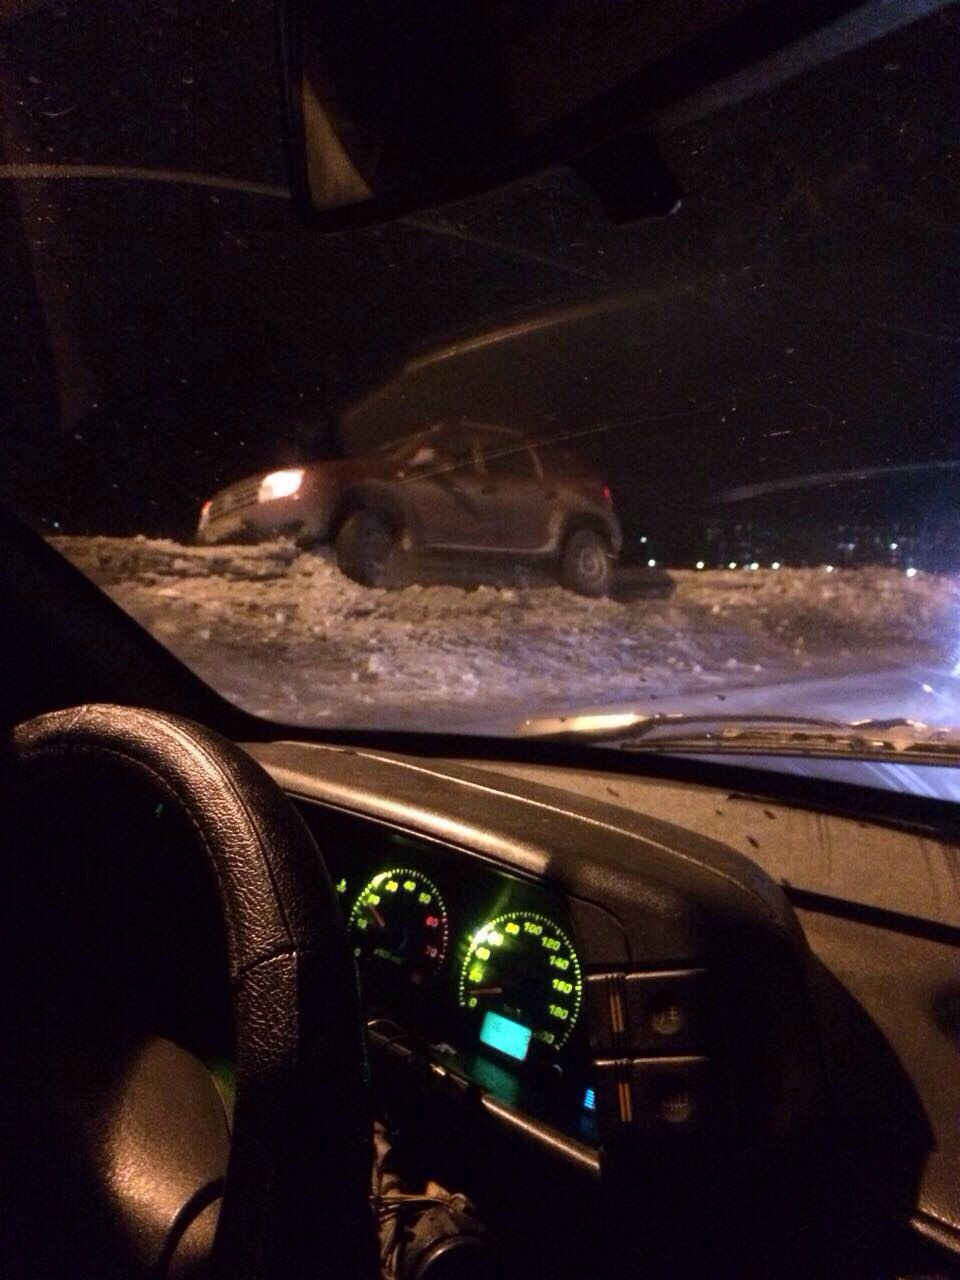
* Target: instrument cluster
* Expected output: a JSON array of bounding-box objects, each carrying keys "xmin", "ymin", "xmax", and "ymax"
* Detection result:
[{"xmin": 305, "ymin": 804, "xmax": 596, "ymax": 1141}]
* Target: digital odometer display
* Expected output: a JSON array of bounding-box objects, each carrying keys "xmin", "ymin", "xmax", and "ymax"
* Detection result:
[
  {"xmin": 349, "ymin": 868, "xmax": 449, "ymax": 986},
  {"xmin": 459, "ymin": 911, "xmax": 582, "ymax": 1058}
]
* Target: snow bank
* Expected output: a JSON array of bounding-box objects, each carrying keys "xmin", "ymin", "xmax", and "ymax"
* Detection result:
[{"xmin": 50, "ymin": 537, "xmax": 960, "ymax": 730}]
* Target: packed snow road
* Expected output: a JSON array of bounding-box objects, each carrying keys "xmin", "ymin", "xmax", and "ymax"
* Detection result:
[{"xmin": 52, "ymin": 537, "xmax": 960, "ymax": 733}]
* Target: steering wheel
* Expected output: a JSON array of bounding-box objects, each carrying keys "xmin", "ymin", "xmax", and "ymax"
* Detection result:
[{"xmin": 3, "ymin": 705, "xmax": 377, "ymax": 1279}]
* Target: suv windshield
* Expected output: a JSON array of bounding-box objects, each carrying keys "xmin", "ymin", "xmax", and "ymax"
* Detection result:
[{"xmin": 2, "ymin": 4, "xmax": 959, "ymax": 755}]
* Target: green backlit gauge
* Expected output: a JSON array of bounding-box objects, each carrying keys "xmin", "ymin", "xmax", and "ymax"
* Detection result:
[
  {"xmin": 348, "ymin": 869, "xmax": 449, "ymax": 986},
  {"xmin": 459, "ymin": 911, "xmax": 583, "ymax": 1059}
]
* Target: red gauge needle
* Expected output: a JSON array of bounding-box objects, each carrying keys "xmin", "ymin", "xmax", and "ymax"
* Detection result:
[
  {"xmin": 472, "ymin": 986, "xmax": 504, "ymax": 997},
  {"xmin": 365, "ymin": 903, "xmax": 387, "ymax": 929}
]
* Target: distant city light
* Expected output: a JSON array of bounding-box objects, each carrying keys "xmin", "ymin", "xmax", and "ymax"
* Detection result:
[
  {"xmin": 728, "ymin": 561, "xmax": 737, "ymax": 569},
  {"xmin": 695, "ymin": 560, "xmax": 705, "ymax": 570},
  {"xmin": 648, "ymin": 558, "xmax": 657, "ymax": 567},
  {"xmin": 905, "ymin": 566, "xmax": 918, "ymax": 577},
  {"xmin": 640, "ymin": 536, "xmax": 648, "ymax": 544},
  {"xmin": 825, "ymin": 565, "xmax": 834, "ymax": 572},
  {"xmin": 749, "ymin": 561, "xmax": 759, "ymax": 570},
  {"xmin": 771, "ymin": 562, "xmax": 781, "ymax": 570},
  {"xmin": 922, "ymin": 683, "xmax": 934, "ymax": 694},
  {"xmin": 889, "ymin": 542, "xmax": 898, "ymax": 551}
]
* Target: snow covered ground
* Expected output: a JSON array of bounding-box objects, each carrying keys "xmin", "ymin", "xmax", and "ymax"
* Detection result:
[{"xmin": 51, "ymin": 536, "xmax": 960, "ymax": 732}]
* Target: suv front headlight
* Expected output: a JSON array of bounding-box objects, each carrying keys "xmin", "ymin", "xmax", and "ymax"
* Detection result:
[{"xmin": 258, "ymin": 468, "xmax": 304, "ymax": 503}]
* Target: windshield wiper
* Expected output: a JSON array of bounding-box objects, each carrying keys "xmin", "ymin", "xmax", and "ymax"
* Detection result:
[{"xmin": 517, "ymin": 711, "xmax": 960, "ymax": 765}]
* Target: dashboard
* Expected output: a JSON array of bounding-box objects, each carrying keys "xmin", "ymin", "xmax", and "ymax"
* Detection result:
[
  {"xmin": 247, "ymin": 738, "xmax": 960, "ymax": 1278},
  {"xmin": 4, "ymin": 691, "xmax": 959, "ymax": 1279},
  {"xmin": 265, "ymin": 741, "xmax": 826, "ymax": 1178}
]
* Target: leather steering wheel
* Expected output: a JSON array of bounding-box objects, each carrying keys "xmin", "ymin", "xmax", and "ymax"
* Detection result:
[{"xmin": 4, "ymin": 705, "xmax": 377, "ymax": 1279}]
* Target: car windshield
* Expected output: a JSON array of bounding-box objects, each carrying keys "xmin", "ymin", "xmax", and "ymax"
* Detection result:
[{"xmin": 2, "ymin": 4, "xmax": 959, "ymax": 762}]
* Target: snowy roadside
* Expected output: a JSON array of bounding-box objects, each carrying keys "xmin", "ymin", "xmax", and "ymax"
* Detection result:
[{"xmin": 50, "ymin": 536, "xmax": 960, "ymax": 731}]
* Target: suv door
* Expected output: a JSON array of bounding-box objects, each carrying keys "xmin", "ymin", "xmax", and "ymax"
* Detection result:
[
  {"xmin": 479, "ymin": 440, "xmax": 554, "ymax": 550},
  {"xmin": 398, "ymin": 427, "xmax": 488, "ymax": 548}
]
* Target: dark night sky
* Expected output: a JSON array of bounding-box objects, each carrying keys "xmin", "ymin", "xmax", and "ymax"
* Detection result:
[{"xmin": 0, "ymin": 0, "xmax": 958, "ymax": 552}]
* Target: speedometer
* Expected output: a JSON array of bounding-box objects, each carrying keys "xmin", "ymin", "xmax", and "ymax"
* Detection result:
[
  {"xmin": 349, "ymin": 868, "xmax": 449, "ymax": 986},
  {"xmin": 459, "ymin": 911, "xmax": 582, "ymax": 1060}
]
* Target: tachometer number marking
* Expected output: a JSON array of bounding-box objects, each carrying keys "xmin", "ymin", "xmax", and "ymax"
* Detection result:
[{"xmin": 348, "ymin": 868, "xmax": 449, "ymax": 985}]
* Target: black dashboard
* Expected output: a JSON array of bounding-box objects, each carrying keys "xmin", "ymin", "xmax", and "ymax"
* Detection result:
[
  {"xmin": 3, "ymin": 690, "xmax": 959, "ymax": 1280},
  {"xmin": 259, "ymin": 741, "xmax": 826, "ymax": 1181},
  {"xmin": 244, "ymin": 737, "xmax": 960, "ymax": 1278}
]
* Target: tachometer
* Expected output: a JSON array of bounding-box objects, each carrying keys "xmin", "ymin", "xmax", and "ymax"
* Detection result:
[
  {"xmin": 459, "ymin": 911, "xmax": 582, "ymax": 1060},
  {"xmin": 349, "ymin": 869, "xmax": 448, "ymax": 986}
]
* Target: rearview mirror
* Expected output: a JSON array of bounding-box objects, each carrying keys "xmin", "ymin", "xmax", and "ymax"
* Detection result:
[
  {"xmin": 276, "ymin": 0, "xmax": 706, "ymax": 231},
  {"xmin": 278, "ymin": 0, "xmax": 941, "ymax": 233}
]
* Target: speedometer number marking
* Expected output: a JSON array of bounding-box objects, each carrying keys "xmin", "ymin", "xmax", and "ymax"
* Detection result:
[{"xmin": 459, "ymin": 911, "xmax": 582, "ymax": 1057}]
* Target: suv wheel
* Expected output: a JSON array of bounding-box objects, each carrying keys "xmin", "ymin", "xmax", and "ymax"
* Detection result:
[
  {"xmin": 334, "ymin": 509, "xmax": 399, "ymax": 587},
  {"xmin": 560, "ymin": 528, "xmax": 612, "ymax": 597}
]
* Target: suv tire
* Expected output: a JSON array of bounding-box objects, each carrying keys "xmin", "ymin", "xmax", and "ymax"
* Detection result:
[
  {"xmin": 335, "ymin": 509, "xmax": 399, "ymax": 587},
  {"xmin": 560, "ymin": 528, "xmax": 612, "ymax": 597}
]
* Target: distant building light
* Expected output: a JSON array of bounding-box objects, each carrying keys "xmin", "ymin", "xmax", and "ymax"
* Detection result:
[
  {"xmin": 749, "ymin": 561, "xmax": 759, "ymax": 570},
  {"xmin": 639, "ymin": 536, "xmax": 648, "ymax": 544},
  {"xmin": 906, "ymin": 566, "xmax": 918, "ymax": 577},
  {"xmin": 648, "ymin": 558, "xmax": 657, "ymax": 568},
  {"xmin": 728, "ymin": 561, "xmax": 737, "ymax": 570},
  {"xmin": 771, "ymin": 561, "xmax": 781, "ymax": 570},
  {"xmin": 889, "ymin": 542, "xmax": 898, "ymax": 551},
  {"xmin": 825, "ymin": 565, "xmax": 834, "ymax": 572},
  {"xmin": 695, "ymin": 560, "xmax": 705, "ymax": 570}
]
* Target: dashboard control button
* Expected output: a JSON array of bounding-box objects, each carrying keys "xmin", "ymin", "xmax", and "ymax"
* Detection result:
[
  {"xmin": 587, "ymin": 969, "xmax": 707, "ymax": 1056},
  {"xmin": 630, "ymin": 1057, "xmax": 710, "ymax": 1133},
  {"xmin": 623, "ymin": 970, "xmax": 706, "ymax": 1053},
  {"xmin": 593, "ymin": 1057, "xmax": 712, "ymax": 1140}
]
